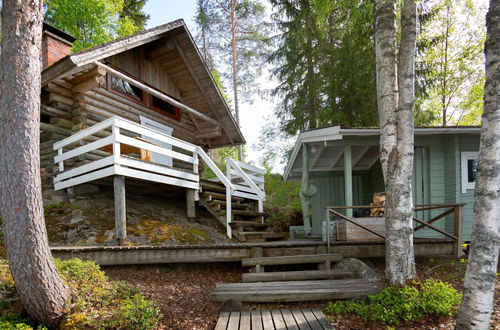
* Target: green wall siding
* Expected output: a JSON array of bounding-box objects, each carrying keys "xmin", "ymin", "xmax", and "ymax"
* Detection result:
[{"xmin": 308, "ymin": 133, "xmax": 480, "ymax": 241}]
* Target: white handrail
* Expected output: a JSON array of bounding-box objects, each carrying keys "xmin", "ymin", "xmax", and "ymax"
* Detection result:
[
  {"xmin": 227, "ymin": 158, "xmax": 265, "ymax": 200},
  {"xmin": 197, "ymin": 147, "xmax": 235, "ymax": 192}
]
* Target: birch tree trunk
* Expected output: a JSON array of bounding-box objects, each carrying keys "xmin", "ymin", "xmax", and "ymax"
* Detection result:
[
  {"xmin": 456, "ymin": 1, "xmax": 500, "ymax": 328},
  {"xmin": 0, "ymin": 0, "xmax": 71, "ymax": 327},
  {"xmin": 375, "ymin": 0, "xmax": 417, "ymax": 285}
]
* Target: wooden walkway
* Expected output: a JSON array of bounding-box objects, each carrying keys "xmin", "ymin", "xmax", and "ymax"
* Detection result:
[{"xmin": 215, "ymin": 309, "xmax": 332, "ymax": 330}]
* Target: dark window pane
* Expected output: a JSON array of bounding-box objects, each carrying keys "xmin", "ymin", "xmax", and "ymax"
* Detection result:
[
  {"xmin": 467, "ymin": 159, "xmax": 479, "ymax": 183},
  {"xmin": 151, "ymin": 96, "xmax": 176, "ymax": 115},
  {"xmin": 111, "ymin": 76, "xmax": 143, "ymax": 101}
]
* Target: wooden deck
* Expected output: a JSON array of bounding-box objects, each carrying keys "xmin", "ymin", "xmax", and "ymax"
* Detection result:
[
  {"xmin": 50, "ymin": 238, "xmax": 455, "ymax": 266},
  {"xmin": 215, "ymin": 309, "xmax": 333, "ymax": 330}
]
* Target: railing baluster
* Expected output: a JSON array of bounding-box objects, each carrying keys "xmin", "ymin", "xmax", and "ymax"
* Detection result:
[{"xmin": 226, "ymin": 160, "xmax": 232, "ymax": 238}]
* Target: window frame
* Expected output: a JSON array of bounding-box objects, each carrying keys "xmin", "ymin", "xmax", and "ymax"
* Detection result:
[
  {"xmin": 106, "ymin": 71, "xmax": 182, "ymax": 122},
  {"xmin": 461, "ymin": 151, "xmax": 479, "ymax": 194},
  {"xmin": 107, "ymin": 73, "xmax": 148, "ymax": 106},
  {"xmin": 148, "ymin": 93, "xmax": 181, "ymax": 121}
]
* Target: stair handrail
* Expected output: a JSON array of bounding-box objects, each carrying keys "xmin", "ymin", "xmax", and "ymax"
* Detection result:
[
  {"xmin": 226, "ymin": 158, "xmax": 266, "ymax": 200},
  {"xmin": 197, "ymin": 147, "xmax": 235, "ymax": 193}
]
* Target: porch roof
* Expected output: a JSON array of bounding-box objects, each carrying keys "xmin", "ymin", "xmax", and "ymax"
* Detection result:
[
  {"xmin": 283, "ymin": 125, "xmax": 481, "ymax": 180},
  {"xmin": 41, "ymin": 19, "xmax": 245, "ymax": 148}
]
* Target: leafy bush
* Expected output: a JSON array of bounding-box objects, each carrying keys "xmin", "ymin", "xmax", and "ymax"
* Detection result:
[
  {"xmin": 0, "ymin": 258, "xmax": 162, "ymax": 329},
  {"xmin": 263, "ymin": 173, "xmax": 302, "ymax": 231},
  {"xmin": 325, "ymin": 279, "xmax": 461, "ymax": 325}
]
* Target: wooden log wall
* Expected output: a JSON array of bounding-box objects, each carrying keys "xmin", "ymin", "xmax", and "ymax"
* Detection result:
[{"xmin": 40, "ymin": 59, "xmax": 208, "ymax": 177}]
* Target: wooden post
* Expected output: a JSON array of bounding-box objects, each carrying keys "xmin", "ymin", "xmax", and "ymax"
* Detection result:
[
  {"xmin": 186, "ymin": 188, "xmax": 196, "ymax": 220},
  {"xmin": 344, "ymin": 145, "xmax": 353, "ymax": 218},
  {"xmin": 453, "ymin": 204, "xmax": 463, "ymax": 257},
  {"xmin": 250, "ymin": 247, "xmax": 264, "ymax": 273},
  {"xmin": 113, "ymin": 175, "xmax": 127, "ymax": 246}
]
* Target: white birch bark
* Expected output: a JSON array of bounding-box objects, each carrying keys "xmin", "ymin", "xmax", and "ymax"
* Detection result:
[
  {"xmin": 375, "ymin": 0, "xmax": 417, "ymax": 285},
  {"xmin": 456, "ymin": 1, "xmax": 500, "ymax": 328}
]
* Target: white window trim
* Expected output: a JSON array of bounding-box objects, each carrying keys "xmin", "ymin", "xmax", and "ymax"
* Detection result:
[{"xmin": 461, "ymin": 151, "xmax": 479, "ymax": 194}]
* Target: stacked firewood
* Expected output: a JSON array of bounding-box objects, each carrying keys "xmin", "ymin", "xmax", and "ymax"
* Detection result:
[{"xmin": 369, "ymin": 192, "xmax": 386, "ymax": 217}]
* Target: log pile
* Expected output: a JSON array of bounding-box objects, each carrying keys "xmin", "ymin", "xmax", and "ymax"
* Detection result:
[{"xmin": 369, "ymin": 192, "xmax": 386, "ymax": 217}]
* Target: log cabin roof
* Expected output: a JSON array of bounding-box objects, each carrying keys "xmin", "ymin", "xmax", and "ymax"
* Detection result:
[{"xmin": 42, "ymin": 19, "xmax": 245, "ymax": 148}]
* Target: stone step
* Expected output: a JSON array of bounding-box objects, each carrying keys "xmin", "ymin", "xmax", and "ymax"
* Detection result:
[
  {"xmin": 242, "ymin": 254, "xmax": 343, "ymax": 267},
  {"xmin": 242, "ymin": 269, "xmax": 352, "ymax": 283}
]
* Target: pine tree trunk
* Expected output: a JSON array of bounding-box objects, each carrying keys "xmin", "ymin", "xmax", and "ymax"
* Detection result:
[
  {"xmin": 375, "ymin": 0, "xmax": 417, "ymax": 286},
  {"xmin": 456, "ymin": 1, "xmax": 500, "ymax": 328},
  {"xmin": 0, "ymin": 0, "xmax": 71, "ymax": 327},
  {"xmin": 230, "ymin": 0, "xmax": 243, "ymax": 161}
]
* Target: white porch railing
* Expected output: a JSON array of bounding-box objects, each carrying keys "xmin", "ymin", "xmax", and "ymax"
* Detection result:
[{"xmin": 52, "ymin": 115, "xmax": 265, "ymax": 238}]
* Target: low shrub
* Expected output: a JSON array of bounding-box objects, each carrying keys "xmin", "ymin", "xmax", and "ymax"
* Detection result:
[
  {"xmin": 325, "ymin": 279, "xmax": 461, "ymax": 325},
  {"xmin": 0, "ymin": 258, "xmax": 162, "ymax": 329}
]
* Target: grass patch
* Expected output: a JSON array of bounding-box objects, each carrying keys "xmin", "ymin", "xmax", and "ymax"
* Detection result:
[
  {"xmin": 325, "ymin": 279, "xmax": 461, "ymax": 325},
  {"xmin": 0, "ymin": 258, "xmax": 162, "ymax": 329}
]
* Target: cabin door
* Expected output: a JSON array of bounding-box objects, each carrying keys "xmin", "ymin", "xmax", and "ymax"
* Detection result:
[{"xmin": 139, "ymin": 116, "xmax": 173, "ymax": 167}]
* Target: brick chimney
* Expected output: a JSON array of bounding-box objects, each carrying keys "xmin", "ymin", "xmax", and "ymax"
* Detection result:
[{"xmin": 42, "ymin": 23, "xmax": 76, "ymax": 69}]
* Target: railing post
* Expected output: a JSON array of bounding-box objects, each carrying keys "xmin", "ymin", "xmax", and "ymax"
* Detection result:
[
  {"xmin": 226, "ymin": 160, "xmax": 232, "ymax": 238},
  {"xmin": 326, "ymin": 209, "xmax": 331, "ymax": 253},
  {"xmin": 453, "ymin": 204, "xmax": 464, "ymax": 258},
  {"xmin": 57, "ymin": 148, "xmax": 64, "ymax": 172},
  {"xmin": 112, "ymin": 123, "xmax": 120, "ymax": 164}
]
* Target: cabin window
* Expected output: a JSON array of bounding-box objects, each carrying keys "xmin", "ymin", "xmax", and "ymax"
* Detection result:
[
  {"xmin": 106, "ymin": 72, "xmax": 181, "ymax": 121},
  {"xmin": 108, "ymin": 74, "xmax": 146, "ymax": 105},
  {"xmin": 461, "ymin": 151, "xmax": 479, "ymax": 193},
  {"xmin": 149, "ymin": 95, "xmax": 180, "ymax": 120}
]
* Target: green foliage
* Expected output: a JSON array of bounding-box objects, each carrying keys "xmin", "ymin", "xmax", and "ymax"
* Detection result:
[
  {"xmin": 325, "ymin": 279, "xmax": 462, "ymax": 325},
  {"xmin": 270, "ymin": 0, "xmax": 378, "ymax": 135},
  {"xmin": 0, "ymin": 259, "xmax": 161, "ymax": 329},
  {"xmin": 44, "ymin": 0, "xmax": 147, "ymax": 52},
  {"xmin": 415, "ymin": 0, "xmax": 486, "ymax": 126},
  {"xmin": 102, "ymin": 294, "xmax": 162, "ymax": 330},
  {"xmin": 263, "ymin": 173, "xmax": 302, "ymax": 231}
]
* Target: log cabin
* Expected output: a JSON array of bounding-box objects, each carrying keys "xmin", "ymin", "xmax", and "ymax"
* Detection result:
[
  {"xmin": 40, "ymin": 20, "xmax": 275, "ymax": 244},
  {"xmin": 283, "ymin": 125, "xmax": 482, "ymax": 257}
]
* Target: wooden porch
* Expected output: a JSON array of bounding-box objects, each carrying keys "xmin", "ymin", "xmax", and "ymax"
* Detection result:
[{"xmin": 52, "ymin": 115, "xmax": 267, "ymax": 243}]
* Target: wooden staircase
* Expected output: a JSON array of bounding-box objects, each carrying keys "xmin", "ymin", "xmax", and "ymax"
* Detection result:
[
  {"xmin": 199, "ymin": 180, "xmax": 287, "ymax": 242},
  {"xmin": 210, "ymin": 252, "xmax": 381, "ymax": 302}
]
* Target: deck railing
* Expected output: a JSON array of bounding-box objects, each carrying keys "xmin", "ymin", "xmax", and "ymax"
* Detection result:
[
  {"xmin": 53, "ymin": 116, "xmax": 265, "ymax": 239},
  {"xmin": 325, "ymin": 204, "xmax": 465, "ymax": 257}
]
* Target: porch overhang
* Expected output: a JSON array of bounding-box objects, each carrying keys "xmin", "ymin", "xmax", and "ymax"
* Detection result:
[{"xmin": 283, "ymin": 125, "xmax": 482, "ymax": 180}]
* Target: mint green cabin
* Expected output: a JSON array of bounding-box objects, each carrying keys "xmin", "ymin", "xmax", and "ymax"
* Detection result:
[{"xmin": 283, "ymin": 126, "xmax": 481, "ymax": 242}]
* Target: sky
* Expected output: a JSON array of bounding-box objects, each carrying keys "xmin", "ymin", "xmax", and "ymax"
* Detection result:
[{"xmin": 143, "ymin": 0, "xmax": 280, "ymax": 171}]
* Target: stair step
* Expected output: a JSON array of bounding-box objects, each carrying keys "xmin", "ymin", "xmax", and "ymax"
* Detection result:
[
  {"xmin": 230, "ymin": 221, "xmax": 269, "ymax": 228},
  {"xmin": 208, "ymin": 200, "xmax": 252, "ymax": 210},
  {"xmin": 232, "ymin": 210, "xmax": 265, "ymax": 216},
  {"xmin": 238, "ymin": 232, "xmax": 288, "ymax": 239},
  {"xmin": 242, "ymin": 254, "xmax": 343, "ymax": 267},
  {"xmin": 242, "ymin": 269, "xmax": 352, "ymax": 282},
  {"xmin": 209, "ymin": 279, "xmax": 381, "ymax": 302},
  {"xmin": 200, "ymin": 180, "xmax": 226, "ymax": 193},
  {"xmin": 201, "ymin": 191, "xmax": 244, "ymax": 202}
]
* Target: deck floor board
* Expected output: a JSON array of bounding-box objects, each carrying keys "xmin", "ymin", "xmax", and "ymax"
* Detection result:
[{"xmin": 215, "ymin": 309, "xmax": 332, "ymax": 330}]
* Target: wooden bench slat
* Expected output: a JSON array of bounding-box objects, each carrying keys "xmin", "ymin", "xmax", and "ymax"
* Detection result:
[
  {"xmin": 251, "ymin": 310, "xmax": 263, "ymax": 330},
  {"xmin": 311, "ymin": 309, "xmax": 332, "ymax": 329},
  {"xmin": 215, "ymin": 311, "xmax": 230, "ymax": 330},
  {"xmin": 281, "ymin": 310, "xmax": 299, "ymax": 330},
  {"xmin": 271, "ymin": 310, "xmax": 287, "ymax": 330},
  {"xmin": 240, "ymin": 311, "xmax": 251, "ymax": 330},
  {"xmin": 291, "ymin": 309, "xmax": 312, "ymax": 330},
  {"xmin": 261, "ymin": 310, "xmax": 275, "ymax": 329},
  {"xmin": 300, "ymin": 309, "xmax": 325, "ymax": 330}
]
